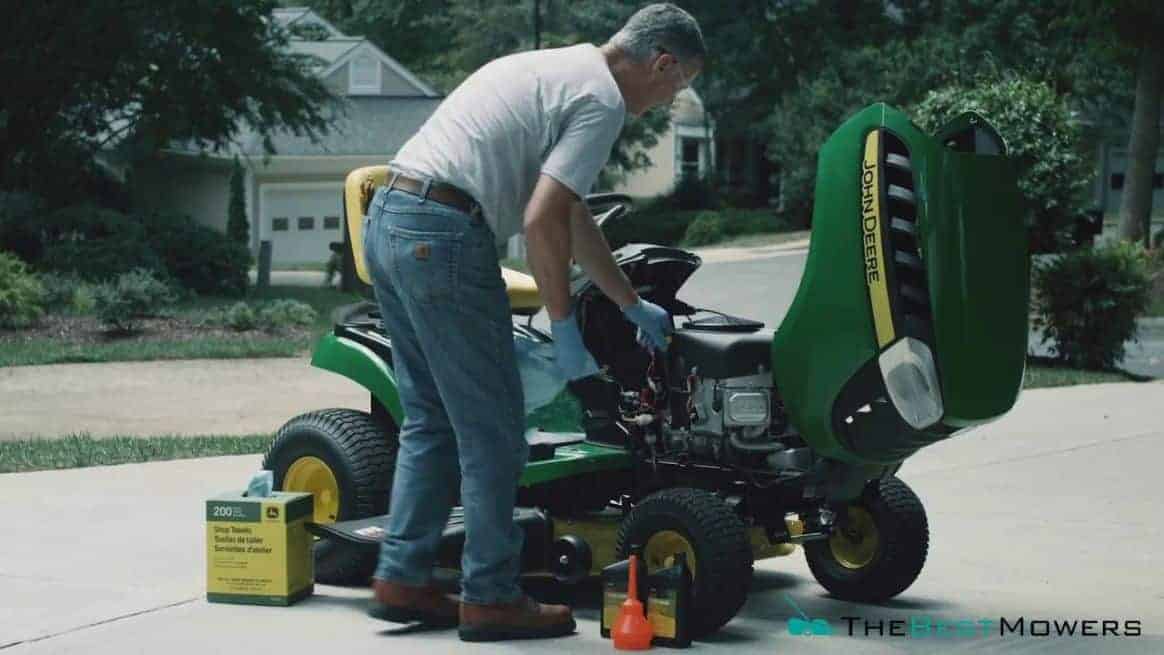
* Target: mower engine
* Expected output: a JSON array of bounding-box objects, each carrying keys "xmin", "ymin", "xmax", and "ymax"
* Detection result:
[{"xmin": 656, "ymin": 327, "xmax": 794, "ymax": 467}]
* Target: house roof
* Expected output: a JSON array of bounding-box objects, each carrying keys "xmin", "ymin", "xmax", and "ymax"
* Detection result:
[
  {"xmin": 272, "ymin": 7, "xmax": 344, "ymax": 38},
  {"xmin": 288, "ymin": 38, "xmax": 363, "ymax": 69},
  {"xmin": 224, "ymin": 96, "xmax": 442, "ymax": 157}
]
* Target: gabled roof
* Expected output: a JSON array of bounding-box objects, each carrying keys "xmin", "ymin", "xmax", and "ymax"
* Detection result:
[
  {"xmin": 288, "ymin": 38, "xmax": 364, "ymax": 70},
  {"xmin": 275, "ymin": 8, "xmax": 439, "ymax": 97},
  {"xmin": 321, "ymin": 41, "xmax": 440, "ymax": 97},
  {"xmin": 272, "ymin": 7, "xmax": 345, "ymax": 38}
]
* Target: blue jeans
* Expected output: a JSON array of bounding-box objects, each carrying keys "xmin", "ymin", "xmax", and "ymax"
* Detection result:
[{"xmin": 364, "ymin": 185, "xmax": 528, "ymax": 605}]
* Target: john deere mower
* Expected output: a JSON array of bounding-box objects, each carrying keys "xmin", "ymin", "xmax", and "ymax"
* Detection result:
[{"xmin": 263, "ymin": 104, "xmax": 1027, "ymax": 637}]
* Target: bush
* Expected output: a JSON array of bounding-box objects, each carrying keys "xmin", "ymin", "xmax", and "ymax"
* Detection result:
[
  {"xmin": 145, "ymin": 211, "xmax": 250, "ymax": 296},
  {"xmin": 1033, "ymin": 242, "xmax": 1152, "ymax": 369},
  {"xmin": 221, "ymin": 302, "xmax": 258, "ymax": 331},
  {"xmin": 39, "ymin": 205, "xmax": 167, "ymax": 282},
  {"xmin": 0, "ymin": 251, "xmax": 45, "ymax": 328},
  {"xmin": 681, "ymin": 212, "xmax": 726, "ymax": 246},
  {"xmin": 93, "ymin": 269, "xmax": 177, "ymax": 333},
  {"xmin": 204, "ymin": 299, "xmax": 316, "ymax": 333},
  {"xmin": 913, "ymin": 75, "xmax": 1092, "ymax": 254},
  {"xmin": 38, "ymin": 272, "xmax": 99, "ymax": 314},
  {"xmin": 42, "ymin": 232, "xmax": 168, "ymax": 283},
  {"xmin": 258, "ymin": 299, "xmax": 317, "ymax": 331}
]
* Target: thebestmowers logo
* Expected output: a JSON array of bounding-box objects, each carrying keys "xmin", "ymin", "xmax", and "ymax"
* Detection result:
[{"xmin": 782, "ymin": 594, "xmax": 1142, "ymax": 639}]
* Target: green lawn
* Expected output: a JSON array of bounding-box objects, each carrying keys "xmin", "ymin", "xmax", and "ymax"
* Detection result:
[
  {"xmin": 0, "ymin": 285, "xmax": 365, "ymax": 367},
  {"xmin": 1022, "ymin": 364, "xmax": 1146, "ymax": 388}
]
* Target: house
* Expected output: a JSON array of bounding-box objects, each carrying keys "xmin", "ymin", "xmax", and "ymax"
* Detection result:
[
  {"xmin": 611, "ymin": 88, "xmax": 716, "ymax": 199},
  {"xmin": 132, "ymin": 7, "xmax": 442, "ymax": 267}
]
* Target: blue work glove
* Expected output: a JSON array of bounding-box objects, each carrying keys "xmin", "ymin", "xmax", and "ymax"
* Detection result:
[
  {"xmin": 622, "ymin": 297, "xmax": 672, "ymax": 352},
  {"xmin": 550, "ymin": 311, "xmax": 600, "ymax": 381}
]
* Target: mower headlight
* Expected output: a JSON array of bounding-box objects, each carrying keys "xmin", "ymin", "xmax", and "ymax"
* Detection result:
[
  {"xmin": 878, "ymin": 337, "xmax": 943, "ymax": 430},
  {"xmin": 725, "ymin": 391, "xmax": 770, "ymax": 426}
]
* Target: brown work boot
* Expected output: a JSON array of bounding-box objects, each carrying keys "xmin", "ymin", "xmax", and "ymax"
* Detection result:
[
  {"xmin": 459, "ymin": 594, "xmax": 576, "ymax": 642},
  {"xmin": 367, "ymin": 579, "xmax": 460, "ymax": 627}
]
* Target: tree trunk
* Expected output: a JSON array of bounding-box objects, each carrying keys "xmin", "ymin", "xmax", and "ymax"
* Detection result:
[{"xmin": 1118, "ymin": 42, "xmax": 1163, "ymax": 243}]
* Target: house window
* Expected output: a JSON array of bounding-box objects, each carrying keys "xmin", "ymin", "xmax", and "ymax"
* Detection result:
[
  {"xmin": 272, "ymin": 217, "xmax": 289, "ymax": 231},
  {"xmin": 349, "ymin": 53, "xmax": 380, "ymax": 94},
  {"xmin": 324, "ymin": 216, "xmax": 340, "ymax": 230},
  {"xmin": 1111, "ymin": 173, "xmax": 1124, "ymax": 190},
  {"xmin": 298, "ymin": 216, "xmax": 314, "ymax": 230},
  {"xmin": 1155, "ymin": 173, "xmax": 1163, "ymax": 189},
  {"xmin": 678, "ymin": 137, "xmax": 704, "ymax": 179}
]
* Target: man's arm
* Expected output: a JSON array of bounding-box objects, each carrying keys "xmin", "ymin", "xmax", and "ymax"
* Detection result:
[
  {"xmin": 524, "ymin": 174, "xmax": 578, "ymax": 321},
  {"xmin": 567, "ymin": 196, "xmax": 637, "ymax": 309},
  {"xmin": 525, "ymin": 174, "xmax": 638, "ymax": 321}
]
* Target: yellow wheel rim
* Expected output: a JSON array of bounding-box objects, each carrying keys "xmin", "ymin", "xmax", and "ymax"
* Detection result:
[
  {"xmin": 643, "ymin": 530, "xmax": 698, "ymax": 578},
  {"xmin": 284, "ymin": 456, "xmax": 340, "ymax": 524},
  {"xmin": 829, "ymin": 506, "xmax": 879, "ymax": 570}
]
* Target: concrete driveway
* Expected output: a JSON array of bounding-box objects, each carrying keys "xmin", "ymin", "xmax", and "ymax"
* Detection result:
[{"xmin": 1, "ymin": 381, "xmax": 1161, "ymax": 653}]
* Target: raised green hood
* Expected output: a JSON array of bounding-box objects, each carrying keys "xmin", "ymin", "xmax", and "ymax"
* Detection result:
[{"xmin": 772, "ymin": 104, "xmax": 1027, "ymax": 465}]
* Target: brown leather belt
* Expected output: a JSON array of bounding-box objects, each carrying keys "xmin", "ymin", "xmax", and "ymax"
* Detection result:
[{"xmin": 385, "ymin": 171, "xmax": 481, "ymax": 217}]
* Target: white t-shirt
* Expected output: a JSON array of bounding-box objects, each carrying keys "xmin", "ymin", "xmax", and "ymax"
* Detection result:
[{"xmin": 390, "ymin": 44, "xmax": 626, "ymax": 243}]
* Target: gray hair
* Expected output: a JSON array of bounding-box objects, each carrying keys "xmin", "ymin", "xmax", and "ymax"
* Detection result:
[{"xmin": 608, "ymin": 3, "xmax": 706, "ymax": 64}]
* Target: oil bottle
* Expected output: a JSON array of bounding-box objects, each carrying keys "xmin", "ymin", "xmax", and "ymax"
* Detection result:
[
  {"xmin": 601, "ymin": 545, "xmax": 647, "ymax": 638},
  {"xmin": 646, "ymin": 551, "xmax": 692, "ymax": 648}
]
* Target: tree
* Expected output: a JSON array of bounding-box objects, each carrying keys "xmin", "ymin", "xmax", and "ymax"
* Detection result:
[
  {"xmin": 755, "ymin": 0, "xmax": 1135, "ymax": 226},
  {"xmin": 0, "ymin": 1, "xmax": 338, "ymax": 196},
  {"xmin": 309, "ymin": 0, "xmax": 670, "ymax": 179},
  {"xmin": 227, "ymin": 157, "xmax": 249, "ymax": 246},
  {"xmin": 1088, "ymin": 1, "xmax": 1164, "ymax": 245},
  {"xmin": 913, "ymin": 76, "xmax": 1092, "ymax": 253}
]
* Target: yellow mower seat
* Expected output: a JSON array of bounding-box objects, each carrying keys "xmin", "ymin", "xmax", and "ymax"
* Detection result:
[{"xmin": 344, "ymin": 166, "xmax": 543, "ymax": 314}]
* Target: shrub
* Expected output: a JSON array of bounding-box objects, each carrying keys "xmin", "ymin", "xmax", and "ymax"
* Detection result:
[
  {"xmin": 221, "ymin": 302, "xmax": 258, "ymax": 331},
  {"xmin": 93, "ymin": 269, "xmax": 177, "ymax": 333},
  {"xmin": 258, "ymin": 299, "xmax": 317, "ymax": 332},
  {"xmin": 43, "ymin": 233, "xmax": 168, "ymax": 283},
  {"xmin": 0, "ymin": 251, "xmax": 45, "ymax": 328},
  {"xmin": 146, "ymin": 211, "xmax": 250, "ymax": 296},
  {"xmin": 38, "ymin": 272, "xmax": 99, "ymax": 314},
  {"xmin": 681, "ymin": 212, "xmax": 726, "ymax": 246},
  {"xmin": 1033, "ymin": 242, "xmax": 1152, "ymax": 369},
  {"xmin": 39, "ymin": 205, "xmax": 166, "ymax": 282},
  {"xmin": 913, "ymin": 75, "xmax": 1092, "ymax": 254}
]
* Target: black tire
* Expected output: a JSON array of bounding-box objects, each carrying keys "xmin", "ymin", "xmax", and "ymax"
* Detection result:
[
  {"xmin": 263, "ymin": 408, "xmax": 398, "ymax": 585},
  {"xmin": 805, "ymin": 476, "xmax": 928, "ymax": 602},
  {"xmin": 616, "ymin": 488, "xmax": 753, "ymax": 639}
]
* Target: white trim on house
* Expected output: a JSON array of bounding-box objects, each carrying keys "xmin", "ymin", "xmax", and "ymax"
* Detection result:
[
  {"xmin": 348, "ymin": 46, "xmax": 383, "ymax": 95},
  {"xmin": 322, "ymin": 41, "xmax": 440, "ymax": 97}
]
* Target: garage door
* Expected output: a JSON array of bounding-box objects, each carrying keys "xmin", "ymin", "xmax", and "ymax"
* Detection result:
[{"xmin": 261, "ymin": 184, "xmax": 344, "ymax": 266}]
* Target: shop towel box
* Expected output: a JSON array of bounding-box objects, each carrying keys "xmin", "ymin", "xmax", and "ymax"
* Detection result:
[{"xmin": 205, "ymin": 491, "xmax": 314, "ymax": 606}]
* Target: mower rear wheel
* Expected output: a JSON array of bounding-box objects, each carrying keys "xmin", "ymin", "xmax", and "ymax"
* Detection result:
[
  {"xmin": 616, "ymin": 488, "xmax": 753, "ymax": 638},
  {"xmin": 805, "ymin": 476, "xmax": 928, "ymax": 601},
  {"xmin": 264, "ymin": 408, "xmax": 398, "ymax": 585}
]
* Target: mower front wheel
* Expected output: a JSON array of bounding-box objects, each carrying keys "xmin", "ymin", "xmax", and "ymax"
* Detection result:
[
  {"xmin": 805, "ymin": 476, "xmax": 928, "ymax": 602},
  {"xmin": 263, "ymin": 408, "xmax": 398, "ymax": 585},
  {"xmin": 616, "ymin": 487, "xmax": 754, "ymax": 638}
]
